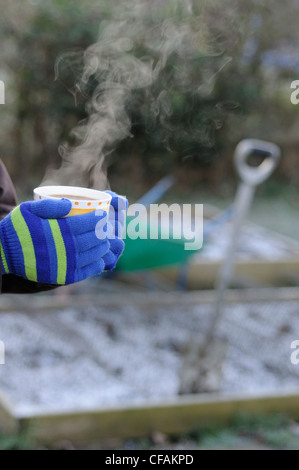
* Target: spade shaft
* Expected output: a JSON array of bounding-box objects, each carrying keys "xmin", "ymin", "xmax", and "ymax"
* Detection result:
[{"xmin": 207, "ymin": 139, "xmax": 281, "ymax": 341}]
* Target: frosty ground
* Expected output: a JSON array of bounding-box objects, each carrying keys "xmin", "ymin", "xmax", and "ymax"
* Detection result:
[{"xmin": 0, "ymin": 288, "xmax": 298, "ymax": 415}]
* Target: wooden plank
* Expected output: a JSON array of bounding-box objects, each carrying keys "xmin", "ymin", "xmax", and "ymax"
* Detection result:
[
  {"xmin": 0, "ymin": 390, "xmax": 18, "ymax": 434},
  {"xmin": 17, "ymin": 389, "xmax": 299, "ymax": 444},
  {"xmin": 158, "ymin": 259, "xmax": 299, "ymax": 289},
  {"xmin": 2, "ymin": 286, "xmax": 299, "ymax": 314}
]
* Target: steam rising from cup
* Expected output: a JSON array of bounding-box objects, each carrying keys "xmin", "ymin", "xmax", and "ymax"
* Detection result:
[{"xmin": 42, "ymin": 0, "xmax": 235, "ymax": 190}]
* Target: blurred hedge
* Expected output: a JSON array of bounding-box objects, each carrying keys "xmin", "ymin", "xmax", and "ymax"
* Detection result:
[{"xmin": 0, "ymin": 0, "xmax": 299, "ymax": 197}]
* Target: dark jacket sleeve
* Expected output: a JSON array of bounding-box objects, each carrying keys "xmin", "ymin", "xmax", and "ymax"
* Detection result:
[
  {"xmin": 0, "ymin": 160, "xmax": 18, "ymax": 219},
  {"xmin": 0, "ymin": 160, "xmax": 58, "ymax": 294}
]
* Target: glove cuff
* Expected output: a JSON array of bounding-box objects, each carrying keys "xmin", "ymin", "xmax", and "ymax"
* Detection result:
[
  {"xmin": 0, "ymin": 222, "xmax": 9, "ymax": 274},
  {"xmin": 0, "ymin": 243, "xmax": 9, "ymax": 275},
  {"xmin": 0, "ymin": 214, "xmax": 28, "ymax": 277}
]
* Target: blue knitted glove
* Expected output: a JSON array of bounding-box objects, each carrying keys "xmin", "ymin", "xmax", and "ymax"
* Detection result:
[
  {"xmin": 0, "ymin": 199, "xmax": 110, "ymax": 285},
  {"xmin": 101, "ymin": 191, "xmax": 127, "ymax": 271}
]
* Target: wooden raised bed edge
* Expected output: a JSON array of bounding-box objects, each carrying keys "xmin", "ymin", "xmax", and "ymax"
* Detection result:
[
  {"xmin": 1, "ymin": 286, "xmax": 299, "ymax": 313},
  {"xmin": 0, "ymin": 389, "xmax": 18, "ymax": 434},
  {"xmin": 0, "ymin": 389, "xmax": 298, "ymax": 444}
]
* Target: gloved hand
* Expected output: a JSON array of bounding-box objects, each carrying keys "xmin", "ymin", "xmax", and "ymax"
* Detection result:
[
  {"xmin": 0, "ymin": 199, "xmax": 110, "ymax": 285},
  {"xmin": 101, "ymin": 191, "xmax": 127, "ymax": 271}
]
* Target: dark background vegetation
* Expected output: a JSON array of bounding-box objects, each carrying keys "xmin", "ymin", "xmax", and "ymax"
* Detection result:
[{"xmin": 1, "ymin": 0, "xmax": 299, "ymax": 201}]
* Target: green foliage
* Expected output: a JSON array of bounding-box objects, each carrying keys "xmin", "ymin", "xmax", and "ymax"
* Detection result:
[
  {"xmin": 186, "ymin": 413, "xmax": 297, "ymax": 449},
  {"xmin": 0, "ymin": 430, "xmax": 32, "ymax": 450}
]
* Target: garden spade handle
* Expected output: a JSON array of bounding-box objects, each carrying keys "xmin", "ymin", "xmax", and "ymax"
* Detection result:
[
  {"xmin": 207, "ymin": 139, "xmax": 281, "ymax": 342},
  {"xmin": 234, "ymin": 139, "xmax": 281, "ymax": 187}
]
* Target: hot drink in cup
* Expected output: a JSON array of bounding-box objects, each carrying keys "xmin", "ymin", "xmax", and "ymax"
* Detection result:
[{"xmin": 33, "ymin": 186, "xmax": 112, "ymax": 217}]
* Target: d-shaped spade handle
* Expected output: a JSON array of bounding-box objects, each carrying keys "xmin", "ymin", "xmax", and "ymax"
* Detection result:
[{"xmin": 234, "ymin": 139, "xmax": 281, "ymax": 187}]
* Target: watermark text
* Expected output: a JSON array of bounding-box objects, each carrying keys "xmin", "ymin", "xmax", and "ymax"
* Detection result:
[
  {"xmin": 0, "ymin": 341, "xmax": 5, "ymax": 365},
  {"xmin": 290, "ymin": 80, "xmax": 299, "ymax": 105},
  {"xmin": 96, "ymin": 203, "xmax": 204, "ymax": 251},
  {"xmin": 290, "ymin": 340, "xmax": 299, "ymax": 365},
  {"xmin": 0, "ymin": 80, "xmax": 5, "ymax": 105}
]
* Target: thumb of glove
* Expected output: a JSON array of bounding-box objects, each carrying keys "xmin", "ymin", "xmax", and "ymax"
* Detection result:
[{"xmin": 29, "ymin": 198, "xmax": 72, "ymax": 219}]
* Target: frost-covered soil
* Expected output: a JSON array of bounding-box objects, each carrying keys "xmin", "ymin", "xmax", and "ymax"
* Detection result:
[
  {"xmin": 196, "ymin": 219, "xmax": 299, "ymax": 261},
  {"xmin": 0, "ymin": 291, "xmax": 299, "ymax": 416}
]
